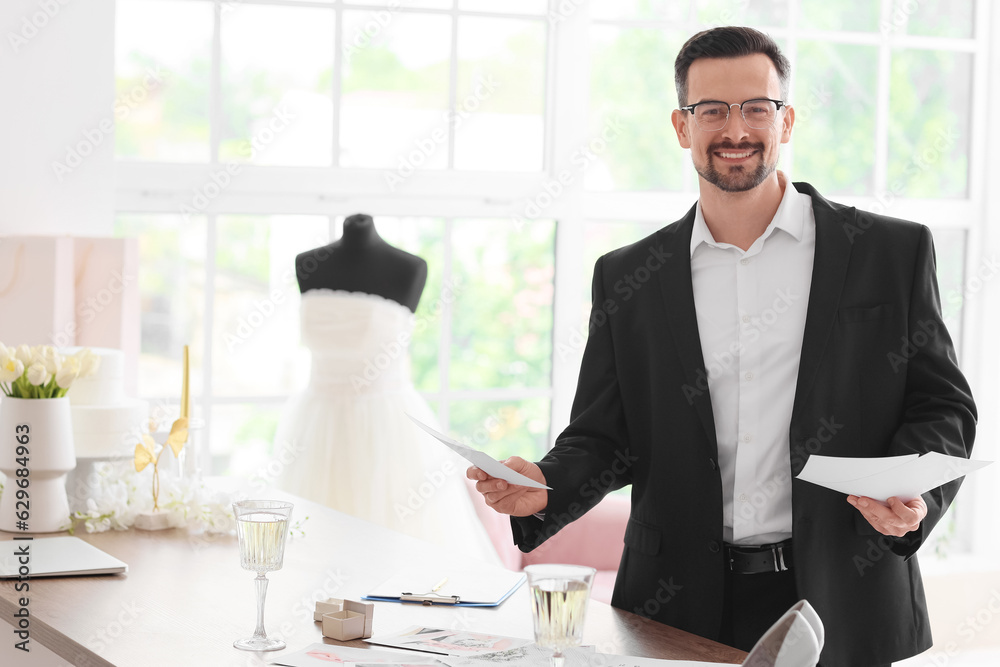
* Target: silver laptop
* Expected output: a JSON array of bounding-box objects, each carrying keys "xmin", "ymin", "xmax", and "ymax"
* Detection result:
[{"xmin": 0, "ymin": 536, "xmax": 128, "ymax": 578}]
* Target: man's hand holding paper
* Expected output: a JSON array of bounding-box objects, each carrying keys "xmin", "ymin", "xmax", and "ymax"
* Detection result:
[
  {"xmin": 466, "ymin": 456, "xmax": 548, "ymax": 517},
  {"xmin": 405, "ymin": 413, "xmax": 550, "ymax": 516},
  {"xmin": 847, "ymin": 495, "xmax": 928, "ymax": 537}
]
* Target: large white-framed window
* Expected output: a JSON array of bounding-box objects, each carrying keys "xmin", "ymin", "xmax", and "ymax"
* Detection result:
[{"xmin": 114, "ymin": 0, "xmax": 997, "ymax": 554}]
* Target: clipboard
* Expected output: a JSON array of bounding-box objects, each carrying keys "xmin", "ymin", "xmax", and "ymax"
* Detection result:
[{"xmin": 363, "ymin": 564, "xmax": 526, "ymax": 607}]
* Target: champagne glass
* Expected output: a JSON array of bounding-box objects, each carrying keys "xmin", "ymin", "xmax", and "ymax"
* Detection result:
[
  {"xmin": 233, "ymin": 500, "xmax": 293, "ymax": 651},
  {"xmin": 525, "ymin": 564, "xmax": 595, "ymax": 667}
]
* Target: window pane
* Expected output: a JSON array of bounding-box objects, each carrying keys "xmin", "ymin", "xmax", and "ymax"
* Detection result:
[
  {"xmin": 210, "ymin": 403, "xmax": 283, "ymax": 478},
  {"xmin": 579, "ymin": 221, "xmax": 660, "ymax": 329},
  {"xmin": 792, "ymin": 41, "xmax": 877, "ymax": 196},
  {"xmin": 115, "ymin": 0, "xmax": 212, "ymax": 161},
  {"xmin": 888, "ymin": 50, "xmax": 971, "ymax": 199},
  {"xmin": 933, "ymin": 229, "xmax": 966, "ymax": 353},
  {"xmin": 458, "ymin": 0, "xmax": 547, "ymax": 14},
  {"xmin": 695, "ymin": 0, "xmax": 788, "ymax": 27},
  {"xmin": 455, "ymin": 17, "xmax": 546, "ymax": 171},
  {"xmin": 375, "ymin": 217, "xmax": 447, "ymax": 394},
  {"xmin": 799, "ymin": 0, "xmax": 879, "ymax": 32},
  {"xmin": 589, "ymin": 27, "xmax": 686, "ymax": 191},
  {"xmin": 340, "ymin": 11, "xmax": 452, "ymax": 169},
  {"xmin": 348, "ymin": 0, "xmax": 452, "ymax": 8},
  {"xmin": 114, "ymin": 215, "xmax": 207, "ymax": 398},
  {"xmin": 213, "ymin": 216, "xmax": 329, "ymax": 397},
  {"xmin": 449, "ymin": 398, "xmax": 550, "ymax": 462},
  {"xmin": 591, "ymin": 0, "xmax": 687, "ymax": 21},
  {"xmin": 450, "ymin": 219, "xmax": 555, "ymax": 390},
  {"xmin": 885, "ymin": 0, "xmax": 975, "ymax": 39},
  {"xmin": 220, "ymin": 6, "xmax": 334, "ymax": 166}
]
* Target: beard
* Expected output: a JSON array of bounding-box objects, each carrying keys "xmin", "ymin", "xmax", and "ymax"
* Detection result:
[{"xmin": 695, "ymin": 141, "xmax": 774, "ymax": 193}]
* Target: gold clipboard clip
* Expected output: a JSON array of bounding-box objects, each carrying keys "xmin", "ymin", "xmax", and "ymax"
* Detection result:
[{"xmin": 399, "ymin": 577, "xmax": 460, "ymax": 606}]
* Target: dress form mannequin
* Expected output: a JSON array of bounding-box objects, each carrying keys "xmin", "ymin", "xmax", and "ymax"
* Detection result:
[
  {"xmin": 277, "ymin": 214, "xmax": 501, "ymax": 565},
  {"xmin": 295, "ymin": 213, "xmax": 427, "ymax": 312}
]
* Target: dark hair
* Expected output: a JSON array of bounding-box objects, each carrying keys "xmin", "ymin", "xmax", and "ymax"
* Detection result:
[{"xmin": 674, "ymin": 26, "xmax": 790, "ymax": 107}]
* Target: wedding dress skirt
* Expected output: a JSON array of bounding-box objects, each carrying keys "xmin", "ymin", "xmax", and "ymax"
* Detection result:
[{"xmin": 274, "ymin": 290, "xmax": 499, "ymax": 565}]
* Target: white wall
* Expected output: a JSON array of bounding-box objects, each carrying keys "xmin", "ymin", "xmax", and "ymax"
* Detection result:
[{"xmin": 0, "ymin": 0, "xmax": 116, "ymax": 236}]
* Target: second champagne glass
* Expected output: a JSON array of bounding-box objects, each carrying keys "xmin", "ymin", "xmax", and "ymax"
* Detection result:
[
  {"xmin": 233, "ymin": 499, "xmax": 293, "ymax": 652},
  {"xmin": 525, "ymin": 564, "xmax": 595, "ymax": 667}
]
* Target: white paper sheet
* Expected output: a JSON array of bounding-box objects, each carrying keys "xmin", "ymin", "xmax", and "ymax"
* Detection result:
[
  {"xmin": 365, "ymin": 626, "xmax": 533, "ymax": 656},
  {"xmin": 439, "ymin": 646, "xmax": 730, "ymax": 666},
  {"xmin": 406, "ymin": 414, "xmax": 551, "ymax": 490},
  {"xmin": 796, "ymin": 452, "xmax": 991, "ymax": 502},
  {"xmin": 269, "ymin": 642, "xmax": 447, "ymax": 666}
]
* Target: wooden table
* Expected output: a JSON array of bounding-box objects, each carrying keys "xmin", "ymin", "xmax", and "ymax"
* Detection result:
[{"xmin": 1, "ymin": 492, "xmax": 746, "ymax": 666}]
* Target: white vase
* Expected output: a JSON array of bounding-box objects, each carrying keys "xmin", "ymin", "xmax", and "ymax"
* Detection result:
[{"xmin": 0, "ymin": 396, "xmax": 76, "ymax": 533}]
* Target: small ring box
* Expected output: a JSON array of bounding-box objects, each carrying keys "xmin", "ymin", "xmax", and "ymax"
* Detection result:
[
  {"xmin": 313, "ymin": 598, "xmax": 344, "ymax": 622},
  {"xmin": 315, "ymin": 598, "xmax": 373, "ymax": 641}
]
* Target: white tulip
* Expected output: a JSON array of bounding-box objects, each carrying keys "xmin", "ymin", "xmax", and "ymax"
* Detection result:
[
  {"xmin": 0, "ymin": 356, "xmax": 23, "ymax": 383},
  {"xmin": 74, "ymin": 348, "xmax": 101, "ymax": 377},
  {"xmin": 38, "ymin": 345, "xmax": 62, "ymax": 374},
  {"xmin": 26, "ymin": 362, "xmax": 51, "ymax": 387},
  {"xmin": 14, "ymin": 345, "xmax": 32, "ymax": 366},
  {"xmin": 55, "ymin": 359, "xmax": 80, "ymax": 390}
]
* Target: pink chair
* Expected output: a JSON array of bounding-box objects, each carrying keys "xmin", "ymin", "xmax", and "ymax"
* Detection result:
[{"xmin": 465, "ymin": 478, "xmax": 629, "ymax": 604}]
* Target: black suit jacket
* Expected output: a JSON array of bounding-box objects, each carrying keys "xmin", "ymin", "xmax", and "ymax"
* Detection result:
[{"xmin": 512, "ymin": 182, "xmax": 977, "ymax": 666}]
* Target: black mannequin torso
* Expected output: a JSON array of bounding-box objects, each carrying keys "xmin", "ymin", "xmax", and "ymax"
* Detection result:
[{"xmin": 295, "ymin": 213, "xmax": 427, "ymax": 312}]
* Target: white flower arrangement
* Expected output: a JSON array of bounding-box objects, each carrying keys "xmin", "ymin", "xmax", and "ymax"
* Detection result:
[
  {"xmin": 0, "ymin": 343, "xmax": 100, "ymax": 398},
  {"xmin": 65, "ymin": 460, "xmax": 236, "ymax": 535}
]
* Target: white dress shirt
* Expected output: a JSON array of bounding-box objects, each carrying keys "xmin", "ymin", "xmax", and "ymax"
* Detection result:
[{"xmin": 690, "ymin": 172, "xmax": 816, "ymax": 545}]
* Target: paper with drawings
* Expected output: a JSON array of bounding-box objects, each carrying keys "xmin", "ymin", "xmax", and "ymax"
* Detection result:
[
  {"xmin": 438, "ymin": 645, "xmax": 731, "ymax": 666},
  {"xmin": 796, "ymin": 452, "xmax": 991, "ymax": 502},
  {"xmin": 406, "ymin": 414, "xmax": 550, "ymax": 490}
]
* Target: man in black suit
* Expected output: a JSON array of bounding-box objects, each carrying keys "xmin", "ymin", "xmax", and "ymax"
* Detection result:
[{"xmin": 469, "ymin": 26, "xmax": 976, "ymax": 667}]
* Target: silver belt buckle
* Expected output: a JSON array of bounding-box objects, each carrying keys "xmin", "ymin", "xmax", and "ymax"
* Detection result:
[{"xmin": 773, "ymin": 545, "xmax": 788, "ymax": 572}]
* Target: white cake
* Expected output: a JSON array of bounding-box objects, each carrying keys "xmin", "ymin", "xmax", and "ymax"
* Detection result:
[{"xmin": 63, "ymin": 347, "xmax": 148, "ymax": 458}]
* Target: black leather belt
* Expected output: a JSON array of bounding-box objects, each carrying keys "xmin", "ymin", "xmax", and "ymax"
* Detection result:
[{"xmin": 726, "ymin": 539, "xmax": 793, "ymax": 574}]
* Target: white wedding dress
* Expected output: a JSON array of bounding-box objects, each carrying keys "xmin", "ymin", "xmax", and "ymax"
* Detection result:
[{"xmin": 274, "ymin": 289, "xmax": 500, "ymax": 565}]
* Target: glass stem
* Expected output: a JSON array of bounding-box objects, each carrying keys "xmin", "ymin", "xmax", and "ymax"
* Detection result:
[
  {"xmin": 253, "ymin": 573, "xmax": 269, "ymax": 640},
  {"xmin": 550, "ymin": 649, "xmax": 565, "ymax": 667}
]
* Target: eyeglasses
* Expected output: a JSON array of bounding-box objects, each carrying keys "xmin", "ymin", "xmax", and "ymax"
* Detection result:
[{"xmin": 679, "ymin": 98, "xmax": 787, "ymax": 131}]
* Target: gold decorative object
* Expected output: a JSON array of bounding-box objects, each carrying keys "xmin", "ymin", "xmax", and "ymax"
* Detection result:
[
  {"xmin": 133, "ymin": 345, "xmax": 191, "ymax": 526},
  {"xmin": 133, "ymin": 417, "xmax": 189, "ymax": 511}
]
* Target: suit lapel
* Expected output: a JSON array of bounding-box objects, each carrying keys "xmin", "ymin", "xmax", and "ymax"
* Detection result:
[
  {"xmin": 790, "ymin": 182, "xmax": 857, "ymax": 425},
  {"xmin": 656, "ymin": 207, "xmax": 718, "ymax": 453}
]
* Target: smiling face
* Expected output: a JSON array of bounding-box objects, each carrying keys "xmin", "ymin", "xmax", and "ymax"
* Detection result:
[{"xmin": 671, "ymin": 53, "xmax": 794, "ymax": 194}]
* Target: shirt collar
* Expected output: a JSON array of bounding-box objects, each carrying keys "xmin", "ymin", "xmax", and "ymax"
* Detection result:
[{"xmin": 690, "ymin": 171, "xmax": 807, "ymax": 258}]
